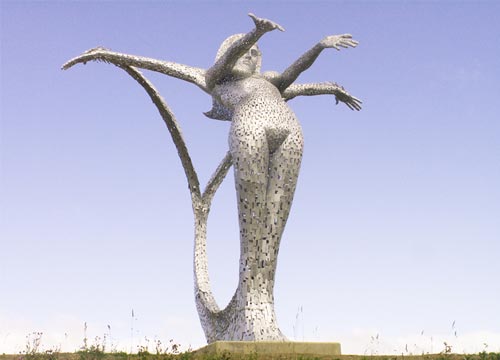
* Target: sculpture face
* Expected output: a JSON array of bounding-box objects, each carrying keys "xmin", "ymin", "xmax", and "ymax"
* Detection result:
[
  {"xmin": 215, "ymin": 34, "xmax": 262, "ymax": 77},
  {"xmin": 232, "ymin": 45, "xmax": 261, "ymax": 78}
]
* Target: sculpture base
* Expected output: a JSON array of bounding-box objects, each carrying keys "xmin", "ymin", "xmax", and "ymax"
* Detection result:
[{"xmin": 195, "ymin": 341, "xmax": 341, "ymax": 356}]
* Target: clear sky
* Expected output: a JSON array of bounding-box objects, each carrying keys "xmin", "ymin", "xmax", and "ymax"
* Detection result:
[{"xmin": 1, "ymin": 0, "xmax": 499, "ymax": 355}]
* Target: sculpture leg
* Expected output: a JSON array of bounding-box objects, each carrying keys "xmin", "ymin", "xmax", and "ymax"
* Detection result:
[
  {"xmin": 263, "ymin": 127, "xmax": 304, "ymax": 278},
  {"xmin": 223, "ymin": 123, "xmax": 286, "ymax": 341}
]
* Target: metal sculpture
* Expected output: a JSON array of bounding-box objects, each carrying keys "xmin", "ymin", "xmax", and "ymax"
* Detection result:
[{"xmin": 63, "ymin": 13, "xmax": 361, "ymax": 343}]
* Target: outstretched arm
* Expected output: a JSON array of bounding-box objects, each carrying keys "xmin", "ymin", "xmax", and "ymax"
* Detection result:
[
  {"xmin": 205, "ymin": 13, "xmax": 284, "ymax": 90},
  {"xmin": 62, "ymin": 47, "xmax": 208, "ymax": 93},
  {"xmin": 273, "ymin": 34, "xmax": 358, "ymax": 93},
  {"xmin": 283, "ymin": 82, "xmax": 362, "ymax": 111}
]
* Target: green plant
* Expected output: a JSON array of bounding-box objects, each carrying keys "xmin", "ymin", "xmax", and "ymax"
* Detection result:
[
  {"xmin": 177, "ymin": 352, "xmax": 194, "ymax": 360},
  {"xmin": 442, "ymin": 342, "xmax": 452, "ymax": 355},
  {"xmin": 463, "ymin": 354, "xmax": 474, "ymax": 360},
  {"xmin": 78, "ymin": 346, "xmax": 105, "ymax": 360},
  {"xmin": 153, "ymin": 339, "xmax": 181, "ymax": 355},
  {"xmin": 21, "ymin": 332, "xmax": 60, "ymax": 360},
  {"xmin": 111, "ymin": 352, "xmax": 129, "ymax": 360},
  {"xmin": 23, "ymin": 332, "xmax": 43, "ymax": 358},
  {"xmin": 78, "ymin": 334, "xmax": 106, "ymax": 360}
]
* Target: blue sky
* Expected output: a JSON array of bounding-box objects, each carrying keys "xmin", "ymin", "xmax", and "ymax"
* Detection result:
[{"xmin": 1, "ymin": 0, "xmax": 499, "ymax": 355}]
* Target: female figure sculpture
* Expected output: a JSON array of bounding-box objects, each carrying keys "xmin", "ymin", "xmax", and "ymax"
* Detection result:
[{"xmin": 63, "ymin": 13, "xmax": 361, "ymax": 343}]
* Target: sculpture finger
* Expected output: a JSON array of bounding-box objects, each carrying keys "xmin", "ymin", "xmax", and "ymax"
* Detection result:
[
  {"xmin": 61, "ymin": 48, "xmax": 106, "ymax": 70},
  {"xmin": 62, "ymin": 54, "xmax": 89, "ymax": 70},
  {"xmin": 340, "ymin": 39, "xmax": 358, "ymax": 48},
  {"xmin": 351, "ymin": 101, "xmax": 362, "ymax": 111},
  {"xmin": 248, "ymin": 13, "xmax": 258, "ymax": 22},
  {"xmin": 345, "ymin": 102, "xmax": 355, "ymax": 111},
  {"xmin": 267, "ymin": 19, "xmax": 285, "ymax": 32},
  {"xmin": 248, "ymin": 13, "xmax": 285, "ymax": 32},
  {"xmin": 61, "ymin": 59, "xmax": 76, "ymax": 70},
  {"xmin": 275, "ymin": 23, "xmax": 285, "ymax": 32},
  {"xmin": 345, "ymin": 40, "xmax": 359, "ymax": 47},
  {"xmin": 352, "ymin": 98, "xmax": 363, "ymax": 110}
]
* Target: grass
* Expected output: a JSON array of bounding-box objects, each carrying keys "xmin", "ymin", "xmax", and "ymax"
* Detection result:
[
  {"xmin": 2, "ymin": 352, "xmax": 500, "ymax": 360},
  {"xmin": 2, "ymin": 327, "xmax": 499, "ymax": 360},
  {"xmin": 4, "ymin": 338, "xmax": 500, "ymax": 360}
]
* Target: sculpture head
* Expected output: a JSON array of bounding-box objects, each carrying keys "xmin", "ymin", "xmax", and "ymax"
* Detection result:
[
  {"xmin": 204, "ymin": 34, "xmax": 262, "ymax": 120},
  {"xmin": 215, "ymin": 33, "xmax": 262, "ymax": 78}
]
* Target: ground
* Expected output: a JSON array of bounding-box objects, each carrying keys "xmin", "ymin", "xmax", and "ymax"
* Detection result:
[{"xmin": 1, "ymin": 351, "xmax": 500, "ymax": 360}]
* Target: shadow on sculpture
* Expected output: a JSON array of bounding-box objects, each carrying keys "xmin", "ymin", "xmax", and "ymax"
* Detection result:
[{"xmin": 62, "ymin": 13, "xmax": 361, "ymax": 343}]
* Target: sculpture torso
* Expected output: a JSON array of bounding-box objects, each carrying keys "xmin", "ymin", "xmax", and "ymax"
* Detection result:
[
  {"xmin": 214, "ymin": 75, "xmax": 302, "ymax": 153},
  {"xmin": 213, "ymin": 75, "xmax": 278, "ymax": 109}
]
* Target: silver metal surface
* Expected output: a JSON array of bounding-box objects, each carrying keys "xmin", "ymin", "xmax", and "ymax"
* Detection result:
[{"xmin": 63, "ymin": 13, "xmax": 361, "ymax": 344}]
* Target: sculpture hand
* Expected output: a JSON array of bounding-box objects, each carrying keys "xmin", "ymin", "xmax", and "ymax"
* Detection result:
[
  {"xmin": 248, "ymin": 13, "xmax": 285, "ymax": 33},
  {"xmin": 333, "ymin": 84, "xmax": 362, "ymax": 111},
  {"xmin": 320, "ymin": 34, "xmax": 358, "ymax": 50},
  {"xmin": 62, "ymin": 47, "xmax": 110, "ymax": 70}
]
